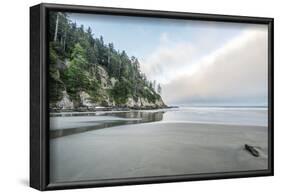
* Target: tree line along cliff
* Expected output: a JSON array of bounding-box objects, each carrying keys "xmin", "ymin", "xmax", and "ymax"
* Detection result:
[{"xmin": 49, "ymin": 12, "xmax": 166, "ymax": 111}]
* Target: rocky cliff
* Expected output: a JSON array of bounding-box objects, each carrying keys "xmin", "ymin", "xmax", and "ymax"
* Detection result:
[
  {"xmin": 48, "ymin": 12, "xmax": 167, "ymax": 112},
  {"xmin": 50, "ymin": 64, "xmax": 166, "ymax": 112}
]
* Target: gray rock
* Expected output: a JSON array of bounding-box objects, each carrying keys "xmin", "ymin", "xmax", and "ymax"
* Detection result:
[
  {"xmin": 79, "ymin": 91, "xmax": 96, "ymax": 109},
  {"xmin": 56, "ymin": 91, "xmax": 74, "ymax": 110}
]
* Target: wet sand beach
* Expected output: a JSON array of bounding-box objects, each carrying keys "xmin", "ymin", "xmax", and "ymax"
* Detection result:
[{"xmin": 50, "ymin": 121, "xmax": 268, "ymax": 183}]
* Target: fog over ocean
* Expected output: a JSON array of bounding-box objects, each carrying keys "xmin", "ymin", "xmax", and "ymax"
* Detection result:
[{"xmin": 162, "ymin": 106, "xmax": 268, "ymax": 127}]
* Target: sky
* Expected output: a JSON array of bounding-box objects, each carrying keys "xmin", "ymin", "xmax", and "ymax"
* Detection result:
[{"xmin": 68, "ymin": 12, "xmax": 268, "ymax": 106}]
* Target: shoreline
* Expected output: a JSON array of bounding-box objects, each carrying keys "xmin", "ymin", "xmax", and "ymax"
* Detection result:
[
  {"xmin": 49, "ymin": 105, "xmax": 178, "ymax": 115},
  {"xmin": 49, "ymin": 105, "xmax": 267, "ymax": 115},
  {"xmin": 49, "ymin": 106, "xmax": 267, "ymax": 139}
]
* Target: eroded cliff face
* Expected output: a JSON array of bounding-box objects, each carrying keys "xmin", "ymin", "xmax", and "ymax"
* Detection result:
[
  {"xmin": 50, "ymin": 65, "xmax": 166, "ymax": 112},
  {"xmin": 55, "ymin": 91, "xmax": 74, "ymax": 110},
  {"xmin": 52, "ymin": 91, "xmax": 166, "ymax": 111},
  {"xmin": 125, "ymin": 97, "xmax": 165, "ymax": 109}
]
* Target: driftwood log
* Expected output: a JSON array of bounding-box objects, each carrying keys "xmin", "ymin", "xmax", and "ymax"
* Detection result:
[{"xmin": 245, "ymin": 144, "xmax": 260, "ymax": 157}]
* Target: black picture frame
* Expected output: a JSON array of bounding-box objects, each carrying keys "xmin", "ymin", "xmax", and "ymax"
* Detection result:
[{"xmin": 30, "ymin": 3, "xmax": 274, "ymax": 191}]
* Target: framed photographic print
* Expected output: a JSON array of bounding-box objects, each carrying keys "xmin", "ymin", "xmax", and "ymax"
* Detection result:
[{"xmin": 30, "ymin": 3, "xmax": 274, "ymax": 191}]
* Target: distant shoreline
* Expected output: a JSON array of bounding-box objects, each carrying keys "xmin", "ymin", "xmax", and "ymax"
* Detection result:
[
  {"xmin": 49, "ymin": 105, "xmax": 268, "ymax": 114},
  {"xmin": 49, "ymin": 105, "xmax": 178, "ymax": 114}
]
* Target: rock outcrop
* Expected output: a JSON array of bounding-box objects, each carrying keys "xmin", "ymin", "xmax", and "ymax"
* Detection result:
[
  {"xmin": 79, "ymin": 91, "xmax": 96, "ymax": 109},
  {"xmin": 97, "ymin": 65, "xmax": 110, "ymax": 89},
  {"xmin": 56, "ymin": 91, "xmax": 74, "ymax": 110},
  {"xmin": 125, "ymin": 97, "xmax": 166, "ymax": 109}
]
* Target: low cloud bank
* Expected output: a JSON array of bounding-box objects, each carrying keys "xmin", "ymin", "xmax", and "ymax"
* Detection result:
[{"xmin": 146, "ymin": 28, "xmax": 268, "ymax": 105}]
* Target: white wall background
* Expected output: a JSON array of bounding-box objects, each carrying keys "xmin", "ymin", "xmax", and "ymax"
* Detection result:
[{"xmin": 0, "ymin": 0, "xmax": 279, "ymax": 193}]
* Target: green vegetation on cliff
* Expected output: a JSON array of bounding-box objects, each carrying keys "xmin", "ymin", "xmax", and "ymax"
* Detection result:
[{"xmin": 49, "ymin": 12, "xmax": 165, "ymax": 111}]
